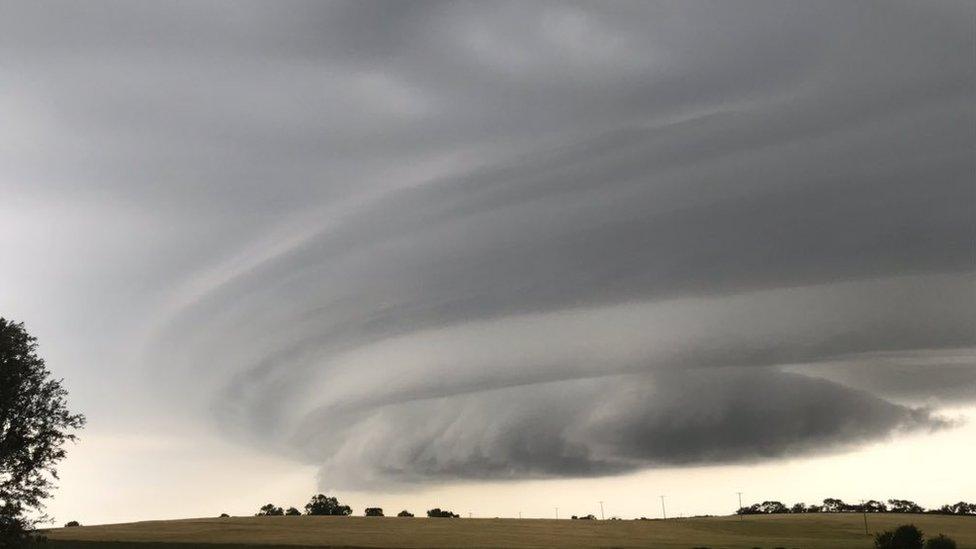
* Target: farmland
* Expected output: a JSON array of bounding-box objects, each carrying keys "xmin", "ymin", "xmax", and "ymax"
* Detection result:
[{"xmin": 44, "ymin": 512, "xmax": 976, "ymax": 548}]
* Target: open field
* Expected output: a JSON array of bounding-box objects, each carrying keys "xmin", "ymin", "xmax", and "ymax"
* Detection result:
[{"xmin": 44, "ymin": 513, "xmax": 976, "ymax": 548}]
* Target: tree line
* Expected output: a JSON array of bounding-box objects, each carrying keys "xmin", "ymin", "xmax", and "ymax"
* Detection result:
[
  {"xmin": 737, "ymin": 498, "xmax": 975, "ymax": 515},
  {"xmin": 248, "ymin": 494, "xmax": 459, "ymax": 519}
]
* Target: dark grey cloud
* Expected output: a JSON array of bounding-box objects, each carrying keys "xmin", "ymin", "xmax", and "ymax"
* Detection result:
[
  {"xmin": 2, "ymin": 1, "xmax": 972, "ymax": 487},
  {"xmin": 290, "ymin": 369, "xmax": 949, "ymax": 488}
]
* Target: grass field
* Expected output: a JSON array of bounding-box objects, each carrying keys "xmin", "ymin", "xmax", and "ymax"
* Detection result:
[{"xmin": 43, "ymin": 513, "xmax": 976, "ymax": 548}]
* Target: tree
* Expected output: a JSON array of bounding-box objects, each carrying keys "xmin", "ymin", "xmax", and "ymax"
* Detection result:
[
  {"xmin": 823, "ymin": 498, "xmax": 850, "ymax": 513},
  {"xmin": 63, "ymin": 521, "xmax": 80, "ymax": 527},
  {"xmin": 285, "ymin": 507, "xmax": 301, "ymax": 516},
  {"xmin": 875, "ymin": 524, "xmax": 924, "ymax": 549},
  {"xmin": 396, "ymin": 510, "xmax": 414, "ymax": 517},
  {"xmin": 790, "ymin": 503, "xmax": 807, "ymax": 514},
  {"xmin": 427, "ymin": 508, "xmax": 459, "ymax": 518},
  {"xmin": 364, "ymin": 507, "xmax": 384, "ymax": 517},
  {"xmin": 758, "ymin": 501, "xmax": 788, "ymax": 514},
  {"xmin": 864, "ymin": 500, "xmax": 888, "ymax": 513},
  {"xmin": 888, "ymin": 500, "xmax": 925, "ymax": 514},
  {"xmin": 256, "ymin": 504, "xmax": 284, "ymax": 516},
  {"xmin": 736, "ymin": 502, "xmax": 789, "ymax": 515},
  {"xmin": 924, "ymin": 534, "xmax": 957, "ymax": 549},
  {"xmin": 304, "ymin": 494, "xmax": 351, "ymax": 516},
  {"xmin": 219, "ymin": 513, "xmax": 229, "ymax": 518},
  {"xmin": 1, "ymin": 318, "xmax": 86, "ymax": 542},
  {"xmin": 936, "ymin": 502, "xmax": 975, "ymax": 516}
]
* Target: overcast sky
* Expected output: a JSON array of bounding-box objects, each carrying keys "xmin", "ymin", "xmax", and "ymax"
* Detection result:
[{"xmin": 1, "ymin": 0, "xmax": 973, "ymax": 524}]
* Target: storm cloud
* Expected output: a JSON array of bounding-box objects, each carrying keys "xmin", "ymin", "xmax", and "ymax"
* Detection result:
[{"xmin": 2, "ymin": 1, "xmax": 972, "ymax": 489}]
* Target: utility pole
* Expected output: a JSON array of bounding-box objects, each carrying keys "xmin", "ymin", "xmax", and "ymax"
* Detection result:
[
  {"xmin": 599, "ymin": 501, "xmax": 605, "ymax": 520},
  {"xmin": 660, "ymin": 495, "xmax": 667, "ymax": 520},
  {"xmin": 736, "ymin": 492, "xmax": 743, "ymax": 521},
  {"xmin": 518, "ymin": 511, "xmax": 522, "ymax": 519},
  {"xmin": 555, "ymin": 507, "xmax": 559, "ymax": 520},
  {"xmin": 861, "ymin": 500, "xmax": 869, "ymax": 536}
]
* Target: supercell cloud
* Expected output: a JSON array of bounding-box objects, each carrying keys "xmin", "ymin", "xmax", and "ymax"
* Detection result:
[{"xmin": 2, "ymin": 1, "xmax": 972, "ymax": 489}]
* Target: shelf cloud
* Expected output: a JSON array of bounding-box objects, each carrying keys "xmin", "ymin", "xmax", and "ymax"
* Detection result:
[{"xmin": 4, "ymin": 1, "xmax": 972, "ymax": 490}]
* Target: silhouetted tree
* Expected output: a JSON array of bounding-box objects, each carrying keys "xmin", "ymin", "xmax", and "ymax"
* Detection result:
[
  {"xmin": 396, "ymin": 510, "xmax": 414, "ymax": 517},
  {"xmin": 256, "ymin": 504, "xmax": 284, "ymax": 516},
  {"xmin": 822, "ymin": 498, "xmax": 851, "ymax": 513},
  {"xmin": 888, "ymin": 500, "xmax": 925, "ymax": 514},
  {"xmin": 736, "ymin": 502, "xmax": 791, "ymax": 515},
  {"xmin": 759, "ymin": 501, "xmax": 788, "ymax": 514},
  {"xmin": 426, "ymin": 508, "xmax": 459, "ymax": 518},
  {"xmin": 364, "ymin": 507, "xmax": 384, "ymax": 517},
  {"xmin": 572, "ymin": 514, "xmax": 596, "ymax": 520},
  {"xmin": 304, "ymin": 494, "xmax": 351, "ymax": 516},
  {"xmin": 864, "ymin": 500, "xmax": 888, "ymax": 513},
  {"xmin": 936, "ymin": 502, "xmax": 975, "ymax": 516},
  {"xmin": 63, "ymin": 521, "xmax": 80, "ymax": 527},
  {"xmin": 0, "ymin": 318, "xmax": 86, "ymax": 543},
  {"xmin": 219, "ymin": 514, "xmax": 229, "ymax": 518},
  {"xmin": 925, "ymin": 534, "xmax": 957, "ymax": 549},
  {"xmin": 790, "ymin": 503, "xmax": 807, "ymax": 513},
  {"xmin": 285, "ymin": 507, "xmax": 301, "ymax": 516}
]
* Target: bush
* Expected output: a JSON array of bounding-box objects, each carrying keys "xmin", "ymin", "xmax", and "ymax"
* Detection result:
[
  {"xmin": 876, "ymin": 531, "xmax": 895, "ymax": 548},
  {"xmin": 64, "ymin": 521, "xmax": 80, "ymax": 528},
  {"xmin": 365, "ymin": 507, "xmax": 384, "ymax": 517},
  {"xmin": 285, "ymin": 507, "xmax": 301, "ymax": 516},
  {"xmin": 397, "ymin": 510, "xmax": 414, "ymax": 517},
  {"xmin": 219, "ymin": 513, "xmax": 230, "ymax": 518},
  {"xmin": 875, "ymin": 524, "xmax": 924, "ymax": 549},
  {"xmin": 924, "ymin": 534, "xmax": 957, "ymax": 549}
]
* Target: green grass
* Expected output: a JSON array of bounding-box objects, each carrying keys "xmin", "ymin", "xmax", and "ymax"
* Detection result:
[{"xmin": 44, "ymin": 513, "xmax": 976, "ymax": 549}]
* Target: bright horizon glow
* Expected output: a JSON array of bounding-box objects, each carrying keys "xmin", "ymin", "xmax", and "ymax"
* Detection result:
[{"xmin": 48, "ymin": 407, "xmax": 975, "ymax": 525}]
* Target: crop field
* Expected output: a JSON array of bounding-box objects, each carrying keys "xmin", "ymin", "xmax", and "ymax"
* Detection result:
[{"xmin": 44, "ymin": 513, "xmax": 976, "ymax": 548}]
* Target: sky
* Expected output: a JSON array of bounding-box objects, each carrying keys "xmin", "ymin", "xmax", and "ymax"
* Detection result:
[{"xmin": 1, "ymin": 0, "xmax": 973, "ymax": 525}]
